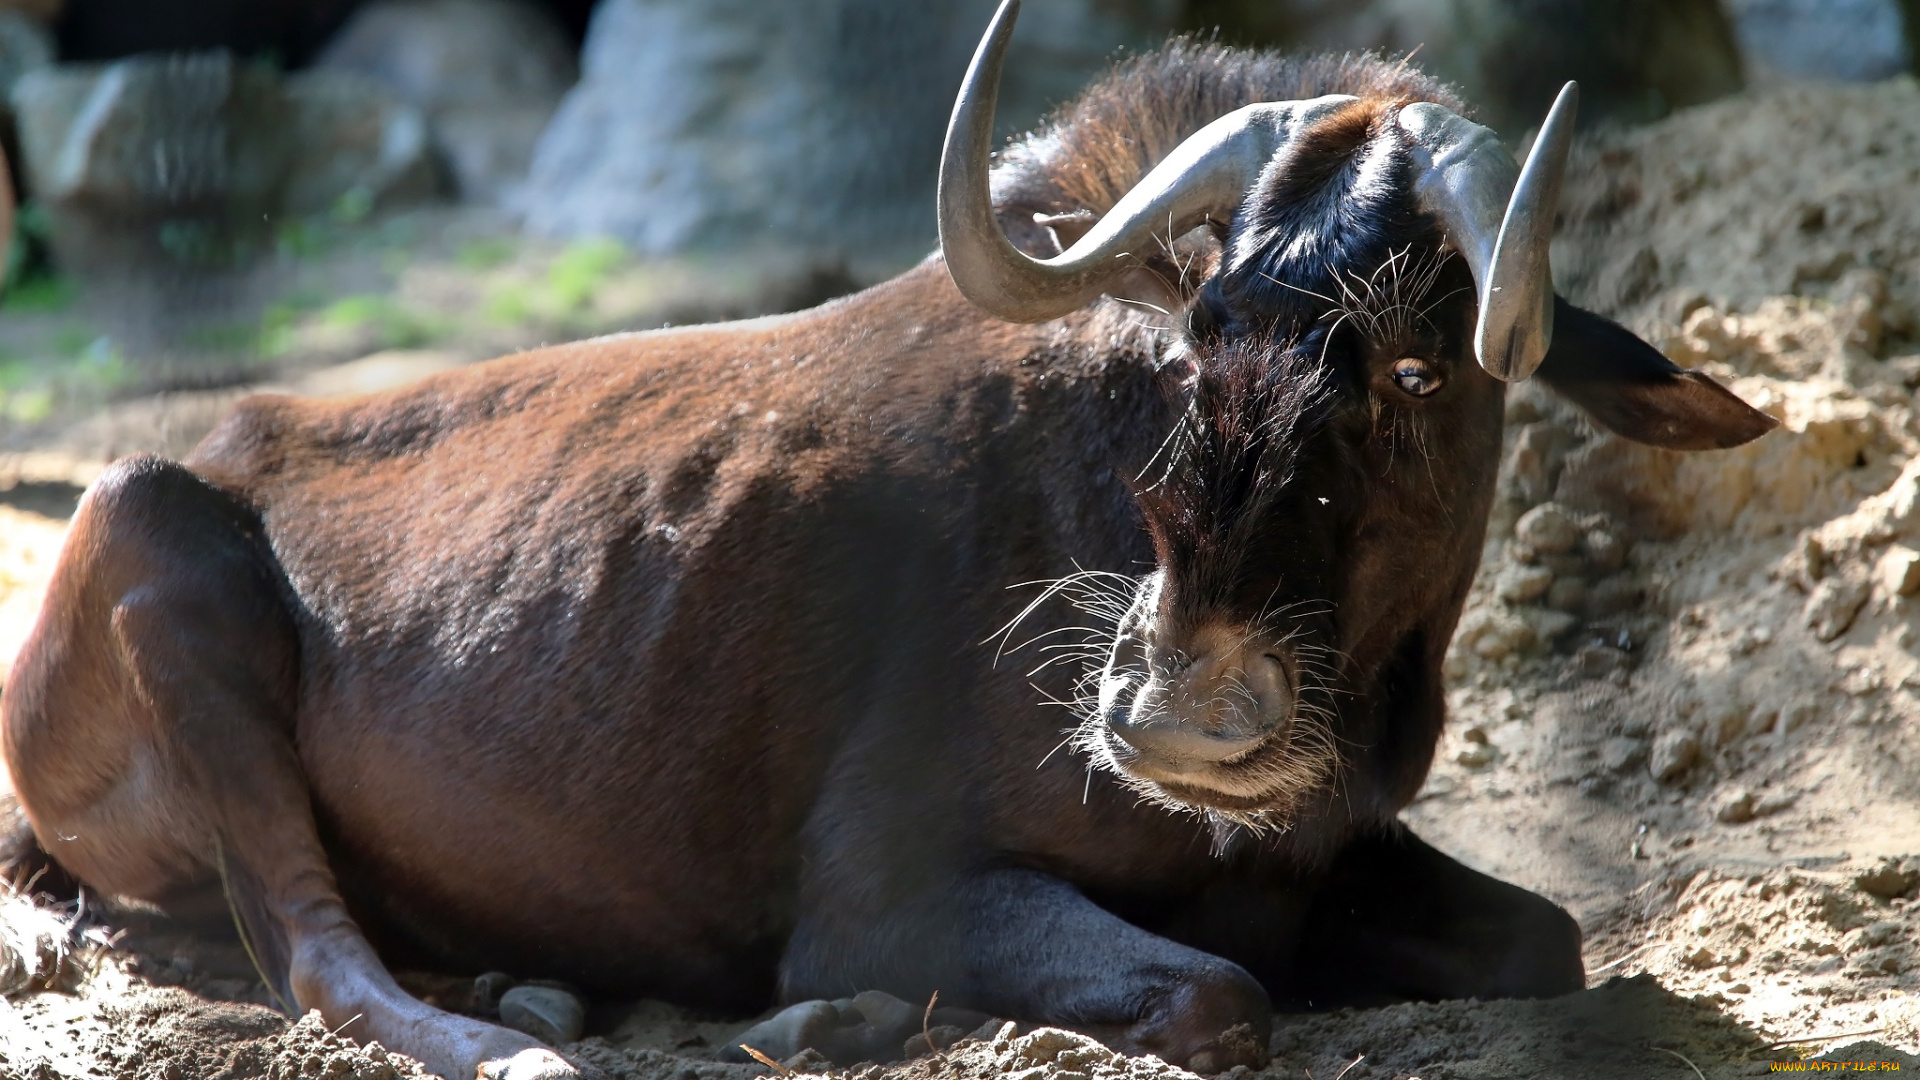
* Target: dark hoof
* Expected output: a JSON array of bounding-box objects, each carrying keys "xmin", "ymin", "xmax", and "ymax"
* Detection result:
[
  {"xmin": 1182, "ymin": 1021, "xmax": 1267, "ymax": 1073},
  {"xmin": 1118, "ymin": 965, "xmax": 1272, "ymax": 1072}
]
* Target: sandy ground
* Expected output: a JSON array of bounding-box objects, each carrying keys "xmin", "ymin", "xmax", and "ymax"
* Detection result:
[{"xmin": 7, "ymin": 76, "xmax": 1920, "ymax": 1079}]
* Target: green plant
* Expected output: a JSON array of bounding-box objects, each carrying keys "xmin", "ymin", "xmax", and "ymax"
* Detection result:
[
  {"xmin": 318, "ymin": 294, "xmax": 443, "ymax": 349},
  {"xmin": 484, "ymin": 281, "xmax": 535, "ymax": 326},
  {"xmin": 482, "ymin": 238, "xmax": 629, "ymax": 328},
  {"xmin": 3, "ymin": 388, "xmax": 52, "ymax": 424},
  {"xmin": 275, "ymin": 219, "xmax": 328, "ymax": 260},
  {"xmin": 0, "ymin": 274, "xmax": 76, "ymax": 315},
  {"xmin": 332, "ymin": 187, "xmax": 375, "ymax": 225},
  {"xmin": 457, "ymin": 237, "xmax": 517, "ymax": 271},
  {"xmin": 545, "ymin": 238, "xmax": 626, "ymax": 313},
  {"xmin": 2, "ymin": 203, "xmax": 74, "ymax": 314},
  {"xmin": 0, "ymin": 335, "xmax": 127, "ymax": 431}
]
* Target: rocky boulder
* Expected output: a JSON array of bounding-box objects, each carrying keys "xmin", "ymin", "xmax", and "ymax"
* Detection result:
[
  {"xmin": 9, "ymin": 51, "xmax": 436, "ymax": 342},
  {"xmin": 314, "ymin": 0, "xmax": 578, "ymax": 206},
  {"xmin": 12, "ymin": 54, "xmax": 291, "ymax": 223},
  {"xmin": 1726, "ymin": 0, "xmax": 1912, "ymax": 82},
  {"xmin": 523, "ymin": 0, "xmax": 1178, "ymax": 266},
  {"xmin": 0, "ymin": 12, "xmax": 51, "ymax": 110}
]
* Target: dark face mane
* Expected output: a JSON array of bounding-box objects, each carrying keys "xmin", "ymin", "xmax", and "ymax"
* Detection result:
[
  {"xmin": 1028, "ymin": 97, "xmax": 1501, "ymax": 831},
  {"xmin": 1149, "ymin": 97, "xmax": 1466, "ymax": 614}
]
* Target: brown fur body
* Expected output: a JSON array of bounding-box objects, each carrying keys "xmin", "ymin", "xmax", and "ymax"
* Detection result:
[{"xmin": 189, "ymin": 272, "xmax": 1191, "ymax": 1007}]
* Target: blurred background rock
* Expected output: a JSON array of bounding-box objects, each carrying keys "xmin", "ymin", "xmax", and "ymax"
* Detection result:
[
  {"xmin": 522, "ymin": 0, "xmax": 1180, "ymax": 270},
  {"xmin": 0, "ymin": 0, "xmax": 1913, "ymax": 462},
  {"xmin": 317, "ymin": 0, "xmax": 578, "ymax": 207}
]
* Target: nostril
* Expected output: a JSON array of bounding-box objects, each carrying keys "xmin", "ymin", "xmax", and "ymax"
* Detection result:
[
  {"xmin": 1205, "ymin": 652, "xmax": 1289, "ymax": 718},
  {"xmin": 1104, "ymin": 640, "xmax": 1299, "ymax": 764},
  {"xmin": 1251, "ymin": 653, "xmax": 1290, "ymax": 700}
]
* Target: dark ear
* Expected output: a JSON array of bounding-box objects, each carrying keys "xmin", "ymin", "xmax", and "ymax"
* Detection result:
[{"xmin": 1533, "ymin": 296, "xmax": 1779, "ymax": 450}]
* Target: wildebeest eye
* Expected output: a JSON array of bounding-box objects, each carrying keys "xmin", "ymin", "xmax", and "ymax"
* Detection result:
[{"xmin": 1391, "ymin": 358, "xmax": 1443, "ymax": 397}]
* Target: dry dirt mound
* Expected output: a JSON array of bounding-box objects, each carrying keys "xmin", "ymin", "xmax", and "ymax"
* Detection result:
[
  {"xmin": 8, "ymin": 76, "xmax": 1920, "ymax": 1080},
  {"xmin": 1407, "ymin": 72, "xmax": 1920, "ymax": 1061},
  {"xmin": 3, "ymin": 983, "xmax": 433, "ymax": 1080}
]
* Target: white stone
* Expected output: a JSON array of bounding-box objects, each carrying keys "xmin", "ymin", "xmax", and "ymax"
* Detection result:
[
  {"xmin": 499, "ymin": 985, "xmax": 586, "ymax": 1046},
  {"xmin": 1804, "ymin": 576, "xmax": 1870, "ymax": 641},
  {"xmin": 1515, "ymin": 503, "xmax": 1582, "ymax": 554},
  {"xmin": 1497, "ymin": 564, "xmax": 1554, "ymax": 604},
  {"xmin": 1879, "ymin": 545, "xmax": 1920, "ymax": 597},
  {"xmin": 1651, "ymin": 728, "xmax": 1701, "ymax": 783}
]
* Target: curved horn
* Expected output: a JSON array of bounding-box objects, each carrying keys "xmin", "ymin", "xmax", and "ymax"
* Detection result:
[
  {"xmin": 1400, "ymin": 82, "xmax": 1578, "ymax": 381},
  {"xmin": 938, "ymin": 0, "xmax": 1352, "ymax": 323}
]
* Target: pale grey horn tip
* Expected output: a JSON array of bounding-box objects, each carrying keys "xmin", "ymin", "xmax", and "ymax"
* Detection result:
[
  {"xmin": 978, "ymin": 0, "xmax": 1020, "ymax": 46},
  {"xmin": 1477, "ymin": 79, "xmax": 1579, "ymax": 381},
  {"xmin": 1539, "ymin": 82, "xmax": 1579, "ymax": 149}
]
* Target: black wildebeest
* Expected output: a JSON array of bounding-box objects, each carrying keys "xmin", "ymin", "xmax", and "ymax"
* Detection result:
[{"xmin": 0, "ymin": 3, "xmax": 1774, "ymax": 1076}]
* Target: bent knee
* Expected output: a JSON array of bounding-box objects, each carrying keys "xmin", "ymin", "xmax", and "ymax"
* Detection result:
[
  {"xmin": 1, "ymin": 457, "xmax": 283, "ymax": 898},
  {"xmin": 83, "ymin": 453, "xmax": 184, "ymax": 512}
]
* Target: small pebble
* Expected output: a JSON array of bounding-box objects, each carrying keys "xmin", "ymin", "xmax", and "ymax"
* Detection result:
[
  {"xmin": 1576, "ymin": 644, "xmax": 1629, "ymax": 678},
  {"xmin": 1546, "ymin": 577, "xmax": 1588, "ymax": 612},
  {"xmin": 1856, "ymin": 862, "xmax": 1920, "ymax": 900},
  {"xmin": 1862, "ymin": 920, "xmax": 1905, "ymax": 947},
  {"xmin": 499, "ymin": 985, "xmax": 586, "ymax": 1046},
  {"xmin": 1805, "ymin": 577, "xmax": 1869, "ymax": 642},
  {"xmin": 473, "ymin": 971, "xmax": 514, "ymax": 1013},
  {"xmin": 1599, "ymin": 736, "xmax": 1647, "ymax": 773},
  {"xmin": 726, "ymin": 1000, "xmax": 841, "ymax": 1064},
  {"xmin": 1650, "ymin": 728, "xmax": 1701, "ymax": 784},
  {"xmin": 1528, "ymin": 608, "xmax": 1578, "ymax": 644},
  {"xmin": 1880, "ymin": 545, "xmax": 1920, "ymax": 597},
  {"xmin": 1498, "ymin": 564, "xmax": 1554, "ymax": 604},
  {"xmin": 1515, "ymin": 504, "xmax": 1582, "ymax": 554},
  {"xmin": 1584, "ymin": 529, "xmax": 1626, "ymax": 573},
  {"xmin": 1587, "ymin": 576, "xmax": 1645, "ymax": 616},
  {"xmin": 1715, "ymin": 789, "xmax": 1755, "ymax": 824}
]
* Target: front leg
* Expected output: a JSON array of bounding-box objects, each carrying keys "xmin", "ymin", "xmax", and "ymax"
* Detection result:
[
  {"xmin": 777, "ymin": 866, "xmax": 1271, "ymax": 1071},
  {"xmin": 1279, "ymin": 823, "xmax": 1585, "ymax": 1008}
]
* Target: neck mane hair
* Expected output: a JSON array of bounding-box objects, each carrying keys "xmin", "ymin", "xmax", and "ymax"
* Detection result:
[{"xmin": 991, "ymin": 41, "xmax": 1467, "ymax": 251}]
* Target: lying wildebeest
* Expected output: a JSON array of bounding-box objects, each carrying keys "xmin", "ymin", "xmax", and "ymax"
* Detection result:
[{"xmin": 1, "ymin": 2, "xmax": 1773, "ymax": 1076}]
